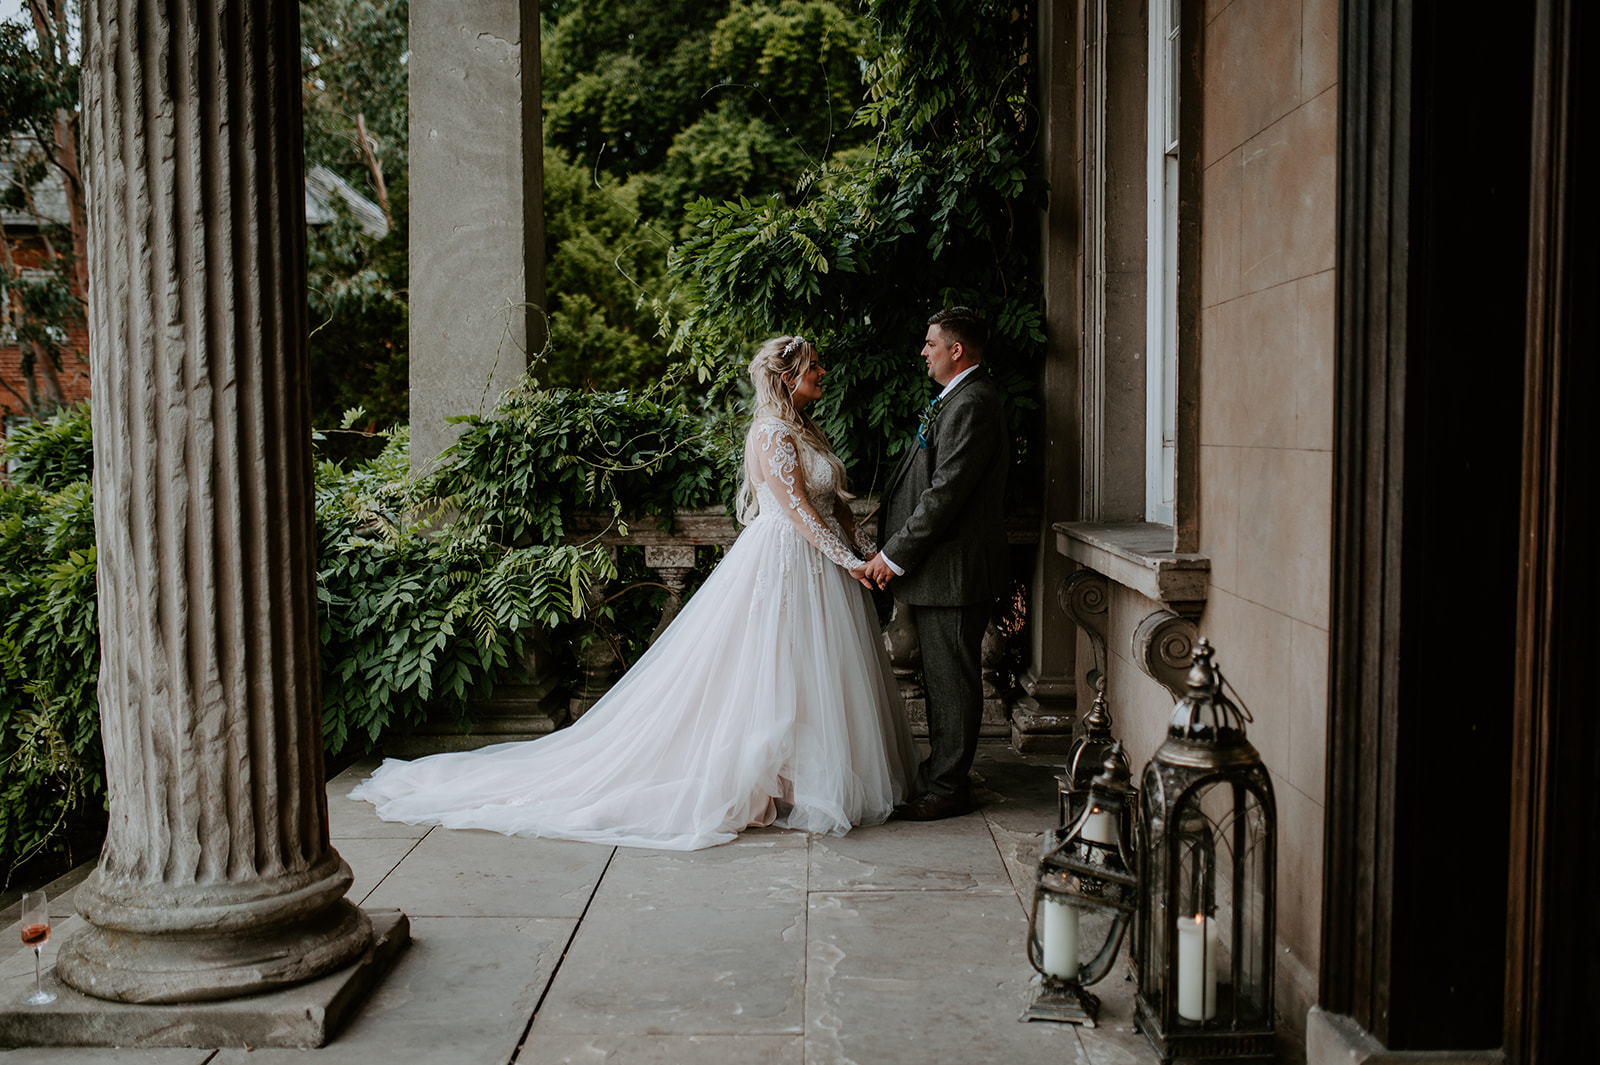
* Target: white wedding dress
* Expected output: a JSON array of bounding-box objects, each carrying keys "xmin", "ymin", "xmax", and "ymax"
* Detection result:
[{"xmin": 349, "ymin": 417, "xmax": 918, "ymax": 850}]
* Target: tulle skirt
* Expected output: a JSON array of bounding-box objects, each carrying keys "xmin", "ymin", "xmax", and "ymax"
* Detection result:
[{"xmin": 349, "ymin": 512, "xmax": 918, "ymax": 850}]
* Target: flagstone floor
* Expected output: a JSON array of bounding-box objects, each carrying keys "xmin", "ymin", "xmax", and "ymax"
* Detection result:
[{"xmin": 2, "ymin": 742, "xmax": 1168, "ymax": 1065}]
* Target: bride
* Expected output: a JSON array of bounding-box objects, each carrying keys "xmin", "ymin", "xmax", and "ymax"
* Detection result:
[{"xmin": 350, "ymin": 336, "xmax": 919, "ymax": 850}]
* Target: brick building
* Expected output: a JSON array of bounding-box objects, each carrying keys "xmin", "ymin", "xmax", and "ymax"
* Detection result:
[{"xmin": 0, "ymin": 158, "xmax": 90, "ymax": 440}]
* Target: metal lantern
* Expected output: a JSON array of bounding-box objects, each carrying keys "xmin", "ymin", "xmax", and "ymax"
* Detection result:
[
  {"xmin": 1055, "ymin": 686, "xmax": 1132, "ymax": 828},
  {"xmin": 1134, "ymin": 639, "xmax": 1277, "ymax": 1062},
  {"xmin": 1023, "ymin": 746, "xmax": 1139, "ymax": 1027}
]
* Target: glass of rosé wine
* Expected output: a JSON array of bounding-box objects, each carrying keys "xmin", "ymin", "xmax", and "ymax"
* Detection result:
[{"xmin": 19, "ymin": 890, "xmax": 56, "ymax": 1005}]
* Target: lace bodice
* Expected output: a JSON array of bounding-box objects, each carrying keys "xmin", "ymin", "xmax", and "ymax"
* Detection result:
[{"xmin": 746, "ymin": 418, "xmax": 874, "ymax": 571}]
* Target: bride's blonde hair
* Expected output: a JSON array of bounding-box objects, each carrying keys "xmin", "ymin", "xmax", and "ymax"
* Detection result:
[{"xmin": 738, "ymin": 335, "xmax": 852, "ymax": 524}]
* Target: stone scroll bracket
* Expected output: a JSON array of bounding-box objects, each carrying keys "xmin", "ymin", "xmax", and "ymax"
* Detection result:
[
  {"xmin": 1132, "ymin": 609, "xmax": 1199, "ymax": 701},
  {"xmin": 1059, "ymin": 568, "xmax": 1110, "ymax": 695}
]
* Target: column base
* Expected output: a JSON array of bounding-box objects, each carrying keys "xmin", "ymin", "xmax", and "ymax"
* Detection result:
[
  {"xmin": 2, "ymin": 909, "xmax": 407, "ymax": 1049},
  {"xmin": 1010, "ymin": 694, "xmax": 1077, "ymax": 754},
  {"xmin": 55, "ymin": 899, "xmax": 372, "ymax": 1005}
]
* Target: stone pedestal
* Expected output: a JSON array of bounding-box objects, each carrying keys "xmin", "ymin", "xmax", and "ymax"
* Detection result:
[
  {"xmin": 54, "ymin": 0, "xmax": 375, "ymax": 1008},
  {"xmin": 386, "ymin": 638, "xmax": 567, "ymax": 756},
  {"xmin": 884, "ymin": 603, "xmax": 1012, "ymax": 738},
  {"xmin": 409, "ymin": 0, "xmax": 546, "ymax": 474}
]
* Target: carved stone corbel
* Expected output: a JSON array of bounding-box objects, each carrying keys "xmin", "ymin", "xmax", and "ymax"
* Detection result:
[
  {"xmin": 1059, "ymin": 568, "xmax": 1110, "ymax": 693},
  {"xmin": 1133, "ymin": 609, "xmax": 1199, "ymax": 701}
]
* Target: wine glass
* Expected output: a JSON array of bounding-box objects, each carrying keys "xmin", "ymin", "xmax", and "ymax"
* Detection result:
[{"xmin": 19, "ymin": 890, "xmax": 56, "ymax": 1005}]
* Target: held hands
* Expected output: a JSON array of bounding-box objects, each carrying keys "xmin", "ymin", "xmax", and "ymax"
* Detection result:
[
  {"xmin": 850, "ymin": 564, "xmax": 874, "ymax": 590},
  {"xmin": 859, "ymin": 552, "xmax": 897, "ymax": 591}
]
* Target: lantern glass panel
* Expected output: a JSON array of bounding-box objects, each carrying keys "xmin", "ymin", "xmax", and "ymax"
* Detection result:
[{"xmin": 1170, "ymin": 779, "xmax": 1273, "ymax": 1026}]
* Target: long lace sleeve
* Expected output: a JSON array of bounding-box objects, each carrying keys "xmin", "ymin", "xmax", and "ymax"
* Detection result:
[
  {"xmin": 753, "ymin": 422, "xmax": 864, "ymax": 572},
  {"xmin": 853, "ymin": 526, "xmax": 877, "ymax": 556},
  {"xmin": 838, "ymin": 500, "xmax": 876, "ymax": 556}
]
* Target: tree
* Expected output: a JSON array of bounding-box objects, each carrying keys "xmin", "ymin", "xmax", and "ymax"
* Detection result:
[
  {"xmin": 540, "ymin": 151, "xmax": 676, "ymax": 390},
  {"xmin": 537, "ymin": 1, "xmax": 879, "ymax": 391},
  {"xmin": 0, "ymin": 0, "xmax": 86, "ymax": 423},
  {"xmin": 664, "ymin": 0, "xmax": 1047, "ymax": 495}
]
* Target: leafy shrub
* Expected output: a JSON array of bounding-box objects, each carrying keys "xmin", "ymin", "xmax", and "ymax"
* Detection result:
[
  {"xmin": 2, "ymin": 401, "xmax": 94, "ymax": 487},
  {"xmin": 316, "ymin": 428, "xmax": 613, "ymax": 754},
  {"xmin": 0, "ymin": 409, "xmax": 103, "ymax": 882},
  {"xmin": 434, "ymin": 382, "xmax": 742, "ymax": 545},
  {"xmin": 317, "ymin": 383, "xmax": 742, "ymax": 755}
]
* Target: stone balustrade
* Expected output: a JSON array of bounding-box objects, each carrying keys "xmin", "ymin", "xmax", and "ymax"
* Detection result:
[{"xmin": 393, "ymin": 502, "xmax": 1042, "ymax": 754}]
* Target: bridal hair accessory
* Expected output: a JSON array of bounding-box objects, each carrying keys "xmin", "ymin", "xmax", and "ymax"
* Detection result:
[{"xmin": 782, "ymin": 336, "xmax": 806, "ymax": 357}]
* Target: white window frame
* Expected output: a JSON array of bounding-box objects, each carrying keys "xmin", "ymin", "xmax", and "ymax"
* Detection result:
[{"xmin": 1145, "ymin": 0, "xmax": 1180, "ymax": 525}]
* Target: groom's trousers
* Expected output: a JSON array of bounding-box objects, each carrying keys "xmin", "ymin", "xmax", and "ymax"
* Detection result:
[{"xmin": 908, "ymin": 601, "xmax": 990, "ymax": 798}]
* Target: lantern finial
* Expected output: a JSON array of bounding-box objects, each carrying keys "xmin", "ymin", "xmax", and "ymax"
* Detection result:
[{"xmin": 1166, "ymin": 637, "xmax": 1253, "ymax": 751}]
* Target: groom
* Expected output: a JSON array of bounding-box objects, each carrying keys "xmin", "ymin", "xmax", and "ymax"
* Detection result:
[{"xmin": 861, "ymin": 307, "xmax": 1009, "ymax": 821}]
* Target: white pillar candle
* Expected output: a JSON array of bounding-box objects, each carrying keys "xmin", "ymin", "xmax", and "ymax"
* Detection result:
[
  {"xmin": 1082, "ymin": 806, "xmax": 1118, "ymax": 845},
  {"xmin": 1040, "ymin": 898, "xmax": 1080, "ymax": 979},
  {"xmin": 1176, "ymin": 914, "xmax": 1218, "ymax": 1020}
]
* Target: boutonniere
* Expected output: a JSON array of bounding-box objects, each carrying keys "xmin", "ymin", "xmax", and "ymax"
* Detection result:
[{"xmin": 917, "ymin": 395, "xmax": 944, "ymax": 450}]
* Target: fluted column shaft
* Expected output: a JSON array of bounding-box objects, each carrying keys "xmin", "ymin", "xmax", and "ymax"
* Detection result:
[{"xmin": 58, "ymin": 0, "xmax": 369, "ymax": 1004}]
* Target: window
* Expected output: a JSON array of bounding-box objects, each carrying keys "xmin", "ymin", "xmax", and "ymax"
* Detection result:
[{"xmin": 1145, "ymin": 0, "xmax": 1180, "ymax": 525}]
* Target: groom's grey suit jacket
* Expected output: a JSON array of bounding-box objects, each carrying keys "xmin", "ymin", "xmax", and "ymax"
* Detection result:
[{"xmin": 880, "ymin": 369, "xmax": 1010, "ymax": 606}]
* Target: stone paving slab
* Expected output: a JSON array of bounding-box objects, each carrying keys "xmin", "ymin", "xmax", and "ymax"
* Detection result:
[
  {"xmin": 210, "ymin": 915, "xmax": 574, "ymax": 1065},
  {"xmin": 970, "ymin": 748, "xmax": 1065, "ymax": 830},
  {"xmin": 526, "ymin": 1034, "xmax": 804, "ymax": 1064},
  {"xmin": 335, "ymin": 836, "xmax": 424, "ymax": 907},
  {"xmin": 810, "ymin": 812, "xmax": 1017, "ymax": 894},
  {"xmin": 363, "ymin": 829, "xmax": 610, "ymax": 919},
  {"xmin": 327, "ymin": 762, "xmax": 433, "ymax": 841},
  {"xmin": 527, "ymin": 835, "xmax": 808, "ymax": 1041},
  {"xmin": 1067, "ymin": 957, "xmax": 1161, "ymax": 1065},
  {"xmin": 0, "ymin": 1048, "xmax": 214, "ymax": 1063},
  {"xmin": 804, "ymin": 890, "xmax": 1083, "ymax": 1065}
]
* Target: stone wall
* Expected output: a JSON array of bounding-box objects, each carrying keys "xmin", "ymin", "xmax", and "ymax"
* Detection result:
[{"xmin": 1058, "ymin": 0, "xmax": 1340, "ymax": 1050}]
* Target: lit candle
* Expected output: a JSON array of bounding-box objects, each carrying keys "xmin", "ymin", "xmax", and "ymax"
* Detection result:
[
  {"xmin": 1176, "ymin": 913, "xmax": 1218, "ymax": 1021},
  {"xmin": 1082, "ymin": 805, "xmax": 1118, "ymax": 845},
  {"xmin": 1040, "ymin": 898, "xmax": 1080, "ymax": 980}
]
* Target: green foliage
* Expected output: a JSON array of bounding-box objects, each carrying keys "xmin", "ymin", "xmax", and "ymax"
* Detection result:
[
  {"xmin": 301, "ymin": 0, "xmax": 410, "ymax": 193},
  {"xmin": 318, "ymin": 384, "xmax": 742, "ymax": 756},
  {"xmin": 435, "ymin": 381, "xmax": 743, "ymax": 545},
  {"xmin": 0, "ymin": 400, "xmax": 93, "ymax": 487},
  {"xmin": 304, "ymin": 180, "xmax": 410, "ymax": 448},
  {"xmin": 0, "ymin": 405, "xmax": 102, "ymax": 882},
  {"xmin": 0, "ymin": 386, "xmax": 744, "ymax": 869},
  {"xmin": 542, "ymin": 1, "xmax": 728, "ymax": 176},
  {"xmin": 538, "ymin": 1, "xmax": 879, "ymax": 391},
  {"xmin": 540, "ymin": 151, "xmax": 675, "ymax": 390},
  {"xmin": 315, "ymin": 429, "xmax": 614, "ymax": 754},
  {"xmin": 667, "ymin": 0, "xmax": 1047, "ymax": 492}
]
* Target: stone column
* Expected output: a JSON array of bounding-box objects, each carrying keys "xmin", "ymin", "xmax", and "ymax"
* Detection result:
[
  {"xmin": 409, "ymin": 0, "xmax": 546, "ymax": 475},
  {"xmin": 1015, "ymin": 0, "xmax": 1081, "ymax": 752},
  {"xmin": 57, "ymin": 0, "xmax": 370, "ymax": 1003}
]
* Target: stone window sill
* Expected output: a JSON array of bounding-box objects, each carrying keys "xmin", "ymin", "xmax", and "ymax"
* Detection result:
[{"xmin": 1053, "ymin": 521, "xmax": 1210, "ymax": 617}]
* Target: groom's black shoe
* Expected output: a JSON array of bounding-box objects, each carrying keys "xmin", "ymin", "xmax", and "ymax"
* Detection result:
[{"xmin": 892, "ymin": 791, "xmax": 979, "ymax": 822}]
